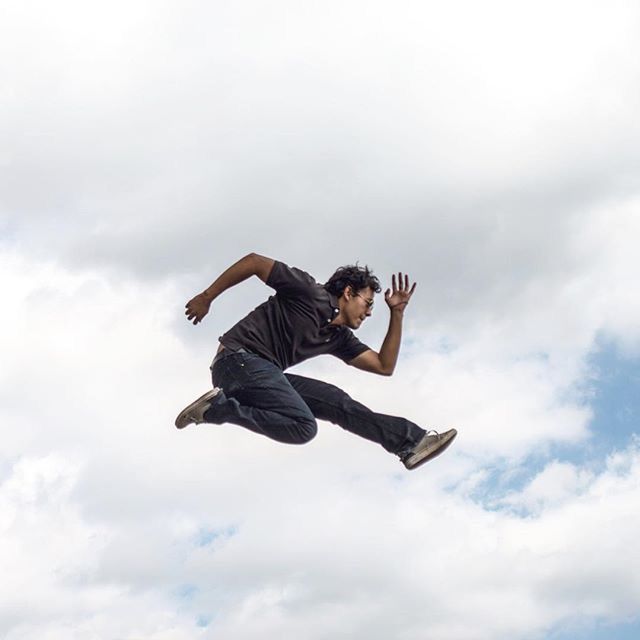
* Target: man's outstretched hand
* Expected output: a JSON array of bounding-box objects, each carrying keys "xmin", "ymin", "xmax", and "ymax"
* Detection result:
[
  {"xmin": 384, "ymin": 272, "xmax": 417, "ymax": 311},
  {"xmin": 185, "ymin": 292, "xmax": 212, "ymax": 325}
]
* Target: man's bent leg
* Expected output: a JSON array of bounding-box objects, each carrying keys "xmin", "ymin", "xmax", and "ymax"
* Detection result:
[
  {"xmin": 204, "ymin": 352, "xmax": 317, "ymax": 445},
  {"xmin": 285, "ymin": 374, "xmax": 425, "ymax": 455}
]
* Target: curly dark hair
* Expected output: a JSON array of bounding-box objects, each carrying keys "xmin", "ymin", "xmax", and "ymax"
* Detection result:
[{"xmin": 324, "ymin": 264, "xmax": 382, "ymax": 297}]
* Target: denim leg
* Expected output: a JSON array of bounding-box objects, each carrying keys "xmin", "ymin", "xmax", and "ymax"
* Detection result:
[
  {"xmin": 285, "ymin": 373, "xmax": 425, "ymax": 455},
  {"xmin": 204, "ymin": 353, "xmax": 317, "ymax": 445}
]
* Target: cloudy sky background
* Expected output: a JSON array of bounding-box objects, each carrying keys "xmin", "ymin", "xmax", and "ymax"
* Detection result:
[{"xmin": 2, "ymin": 1, "xmax": 640, "ymax": 638}]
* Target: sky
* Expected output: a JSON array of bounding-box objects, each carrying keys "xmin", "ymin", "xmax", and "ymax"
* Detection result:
[{"xmin": 1, "ymin": 1, "xmax": 640, "ymax": 638}]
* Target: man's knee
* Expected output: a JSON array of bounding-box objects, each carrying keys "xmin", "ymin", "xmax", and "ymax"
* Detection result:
[{"xmin": 292, "ymin": 416, "xmax": 318, "ymax": 444}]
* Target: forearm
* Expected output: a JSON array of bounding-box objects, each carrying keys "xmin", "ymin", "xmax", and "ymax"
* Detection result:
[
  {"xmin": 202, "ymin": 253, "xmax": 259, "ymax": 302},
  {"xmin": 378, "ymin": 308, "xmax": 405, "ymax": 374}
]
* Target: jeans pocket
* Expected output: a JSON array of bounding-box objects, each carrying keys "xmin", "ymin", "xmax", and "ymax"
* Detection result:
[
  {"xmin": 212, "ymin": 354, "xmax": 251, "ymax": 393},
  {"xmin": 211, "ymin": 357, "xmax": 233, "ymax": 390}
]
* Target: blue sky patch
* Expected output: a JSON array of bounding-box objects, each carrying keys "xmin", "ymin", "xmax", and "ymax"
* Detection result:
[
  {"xmin": 552, "ymin": 340, "xmax": 640, "ymax": 472},
  {"xmin": 549, "ymin": 616, "xmax": 640, "ymax": 640},
  {"xmin": 583, "ymin": 341, "xmax": 640, "ymax": 452},
  {"xmin": 196, "ymin": 614, "xmax": 212, "ymax": 628},
  {"xmin": 465, "ymin": 341, "xmax": 639, "ymax": 511},
  {"xmin": 196, "ymin": 525, "xmax": 238, "ymax": 548},
  {"xmin": 175, "ymin": 584, "xmax": 198, "ymax": 600}
]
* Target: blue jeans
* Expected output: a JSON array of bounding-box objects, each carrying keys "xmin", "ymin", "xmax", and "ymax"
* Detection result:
[{"xmin": 204, "ymin": 350, "xmax": 425, "ymax": 455}]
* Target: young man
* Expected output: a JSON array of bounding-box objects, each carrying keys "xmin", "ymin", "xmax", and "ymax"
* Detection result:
[{"xmin": 175, "ymin": 253, "xmax": 456, "ymax": 470}]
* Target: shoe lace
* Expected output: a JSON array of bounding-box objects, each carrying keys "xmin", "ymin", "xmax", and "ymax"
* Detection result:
[{"xmin": 399, "ymin": 429, "xmax": 441, "ymax": 461}]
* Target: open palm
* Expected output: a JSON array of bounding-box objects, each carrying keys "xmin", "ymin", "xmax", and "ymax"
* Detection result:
[{"xmin": 385, "ymin": 272, "xmax": 417, "ymax": 310}]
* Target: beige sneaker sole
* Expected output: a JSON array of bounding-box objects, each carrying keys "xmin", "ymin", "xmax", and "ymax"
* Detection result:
[
  {"xmin": 403, "ymin": 428, "xmax": 457, "ymax": 470},
  {"xmin": 174, "ymin": 388, "xmax": 221, "ymax": 429}
]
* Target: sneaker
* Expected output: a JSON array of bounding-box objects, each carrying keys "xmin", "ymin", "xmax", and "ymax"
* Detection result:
[
  {"xmin": 175, "ymin": 388, "xmax": 222, "ymax": 429},
  {"xmin": 401, "ymin": 428, "xmax": 457, "ymax": 470}
]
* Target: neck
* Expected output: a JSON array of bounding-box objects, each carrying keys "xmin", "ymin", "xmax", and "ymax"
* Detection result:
[{"xmin": 330, "ymin": 301, "xmax": 348, "ymax": 326}]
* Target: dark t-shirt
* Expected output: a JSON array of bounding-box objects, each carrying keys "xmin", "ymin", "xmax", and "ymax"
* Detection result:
[{"xmin": 219, "ymin": 261, "xmax": 371, "ymax": 370}]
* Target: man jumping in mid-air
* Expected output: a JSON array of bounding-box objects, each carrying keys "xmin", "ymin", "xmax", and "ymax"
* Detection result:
[{"xmin": 175, "ymin": 253, "xmax": 457, "ymax": 470}]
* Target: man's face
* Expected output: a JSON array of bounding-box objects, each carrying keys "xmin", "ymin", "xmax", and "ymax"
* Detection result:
[{"xmin": 344, "ymin": 286, "xmax": 375, "ymax": 329}]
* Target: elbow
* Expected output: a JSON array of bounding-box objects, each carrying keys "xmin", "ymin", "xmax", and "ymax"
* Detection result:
[
  {"xmin": 379, "ymin": 365, "xmax": 395, "ymax": 377},
  {"xmin": 243, "ymin": 253, "xmax": 261, "ymax": 277},
  {"xmin": 376, "ymin": 356, "xmax": 395, "ymax": 377},
  {"xmin": 247, "ymin": 253, "xmax": 275, "ymax": 283},
  {"xmin": 246, "ymin": 252, "xmax": 269, "ymax": 264}
]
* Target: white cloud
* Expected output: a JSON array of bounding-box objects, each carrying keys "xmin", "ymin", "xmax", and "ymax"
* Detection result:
[
  {"xmin": 6, "ymin": 438, "xmax": 639, "ymax": 639},
  {"xmin": 498, "ymin": 460, "xmax": 595, "ymax": 513}
]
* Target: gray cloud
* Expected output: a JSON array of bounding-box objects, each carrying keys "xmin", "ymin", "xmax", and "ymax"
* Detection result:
[{"xmin": 2, "ymin": 0, "xmax": 639, "ymax": 293}]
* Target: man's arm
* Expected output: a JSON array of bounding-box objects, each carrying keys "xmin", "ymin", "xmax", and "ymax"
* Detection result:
[
  {"xmin": 349, "ymin": 273, "xmax": 417, "ymax": 376},
  {"xmin": 185, "ymin": 253, "xmax": 275, "ymax": 325}
]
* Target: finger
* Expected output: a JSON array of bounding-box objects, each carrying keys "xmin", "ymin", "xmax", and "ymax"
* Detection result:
[
  {"xmin": 409, "ymin": 282, "xmax": 417, "ymax": 295},
  {"xmin": 398, "ymin": 272, "xmax": 403, "ymax": 290},
  {"xmin": 384, "ymin": 288, "xmax": 391, "ymax": 299},
  {"xmin": 391, "ymin": 274, "xmax": 396, "ymax": 292},
  {"xmin": 405, "ymin": 273, "xmax": 410, "ymax": 290}
]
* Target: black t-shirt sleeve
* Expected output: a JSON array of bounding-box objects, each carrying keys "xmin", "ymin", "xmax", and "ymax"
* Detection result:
[
  {"xmin": 266, "ymin": 261, "xmax": 317, "ymax": 297},
  {"xmin": 334, "ymin": 329, "xmax": 371, "ymax": 363}
]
